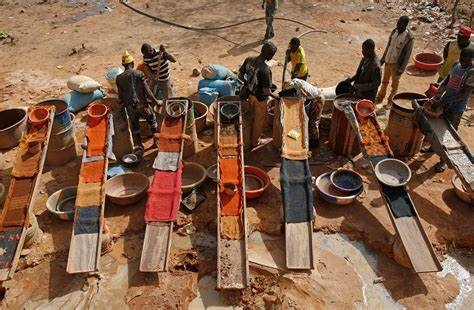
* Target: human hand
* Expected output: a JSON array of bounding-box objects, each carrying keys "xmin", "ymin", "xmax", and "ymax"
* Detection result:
[{"xmin": 159, "ymin": 44, "xmax": 166, "ymax": 53}]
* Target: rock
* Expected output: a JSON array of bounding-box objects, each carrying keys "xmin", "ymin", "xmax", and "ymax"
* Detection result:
[
  {"xmin": 392, "ymin": 237, "xmax": 411, "ymax": 269},
  {"xmin": 191, "ymin": 68, "xmax": 200, "ymax": 77}
]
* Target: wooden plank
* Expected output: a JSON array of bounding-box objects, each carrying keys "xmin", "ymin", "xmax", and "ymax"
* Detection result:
[
  {"xmin": 67, "ymin": 114, "xmax": 110, "ymax": 274},
  {"xmin": 107, "ymin": 97, "xmax": 134, "ymax": 160},
  {"xmin": 0, "ymin": 109, "xmax": 55, "ymax": 281},
  {"xmin": 67, "ymin": 233, "xmax": 100, "ymax": 273},
  {"xmin": 285, "ymin": 222, "xmax": 314, "ymax": 269},
  {"xmin": 394, "ymin": 217, "xmax": 440, "ymax": 273},
  {"xmin": 139, "ymin": 99, "xmax": 189, "ymax": 273},
  {"xmin": 216, "ymin": 99, "xmax": 249, "ymax": 289},
  {"xmin": 140, "ymin": 222, "xmax": 173, "ymax": 272}
]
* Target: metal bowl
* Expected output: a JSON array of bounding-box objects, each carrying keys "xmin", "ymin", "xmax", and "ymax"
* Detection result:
[
  {"xmin": 316, "ymin": 172, "xmax": 363, "ymax": 206},
  {"xmin": 330, "ymin": 169, "xmax": 363, "ymax": 193},
  {"xmin": 182, "ymin": 162, "xmax": 207, "ymax": 193},
  {"xmin": 451, "ymin": 175, "xmax": 473, "ymax": 205},
  {"xmin": 105, "ymin": 172, "xmax": 150, "ymax": 206},
  {"xmin": 374, "ymin": 159, "xmax": 411, "ymax": 187},
  {"xmin": 207, "ymin": 164, "xmax": 218, "ymax": 182},
  {"xmin": 122, "ymin": 153, "xmax": 139, "ymax": 167}
]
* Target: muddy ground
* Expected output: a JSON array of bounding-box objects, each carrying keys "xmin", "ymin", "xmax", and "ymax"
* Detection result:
[{"xmin": 0, "ymin": 0, "xmax": 473, "ymax": 309}]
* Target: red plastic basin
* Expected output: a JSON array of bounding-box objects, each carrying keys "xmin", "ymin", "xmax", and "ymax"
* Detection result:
[
  {"xmin": 413, "ymin": 53, "xmax": 443, "ymax": 72},
  {"xmin": 28, "ymin": 107, "xmax": 50, "ymax": 127},
  {"xmin": 244, "ymin": 165, "xmax": 270, "ymax": 199},
  {"xmin": 355, "ymin": 99, "xmax": 375, "ymax": 118}
]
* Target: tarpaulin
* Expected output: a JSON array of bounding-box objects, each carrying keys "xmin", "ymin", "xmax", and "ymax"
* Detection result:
[
  {"xmin": 158, "ymin": 117, "xmax": 184, "ymax": 153},
  {"xmin": 11, "ymin": 147, "xmax": 41, "ymax": 179},
  {"xmin": 0, "ymin": 178, "xmax": 33, "ymax": 228},
  {"xmin": 74, "ymin": 206, "xmax": 100, "ymax": 235},
  {"xmin": 358, "ymin": 117, "xmax": 391, "ymax": 156},
  {"xmin": 280, "ymin": 158, "xmax": 313, "ymax": 223},
  {"xmin": 219, "ymin": 157, "xmax": 242, "ymax": 216},
  {"xmin": 80, "ymin": 160, "xmax": 106, "ymax": 183},
  {"xmin": 220, "ymin": 215, "xmax": 243, "ymax": 240},
  {"xmin": 281, "ymin": 97, "xmax": 309, "ymax": 160},
  {"xmin": 0, "ymin": 228, "xmax": 22, "ymax": 268},
  {"xmin": 76, "ymin": 182, "xmax": 103, "ymax": 207},
  {"xmin": 86, "ymin": 117, "xmax": 107, "ymax": 157},
  {"xmin": 153, "ymin": 151, "xmax": 180, "ymax": 171},
  {"xmin": 144, "ymin": 162, "xmax": 183, "ymax": 222}
]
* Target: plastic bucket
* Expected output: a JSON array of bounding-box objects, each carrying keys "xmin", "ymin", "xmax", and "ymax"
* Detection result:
[
  {"xmin": 28, "ymin": 107, "xmax": 50, "ymax": 127},
  {"xmin": 87, "ymin": 102, "xmax": 108, "ymax": 126}
]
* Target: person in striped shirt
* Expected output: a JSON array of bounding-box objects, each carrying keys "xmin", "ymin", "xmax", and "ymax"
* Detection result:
[{"xmin": 141, "ymin": 43, "xmax": 177, "ymax": 100}]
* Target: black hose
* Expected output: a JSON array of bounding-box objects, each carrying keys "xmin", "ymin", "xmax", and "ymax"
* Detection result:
[{"xmin": 119, "ymin": 0, "xmax": 324, "ymax": 32}]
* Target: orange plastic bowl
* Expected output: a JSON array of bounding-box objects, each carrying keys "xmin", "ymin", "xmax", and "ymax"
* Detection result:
[
  {"xmin": 244, "ymin": 165, "xmax": 270, "ymax": 199},
  {"xmin": 87, "ymin": 103, "xmax": 108, "ymax": 124},
  {"xmin": 413, "ymin": 53, "xmax": 443, "ymax": 72},
  {"xmin": 355, "ymin": 99, "xmax": 375, "ymax": 118},
  {"xmin": 28, "ymin": 107, "xmax": 50, "ymax": 127}
]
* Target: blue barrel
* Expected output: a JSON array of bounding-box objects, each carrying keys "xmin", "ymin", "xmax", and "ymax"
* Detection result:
[{"xmin": 36, "ymin": 99, "xmax": 71, "ymax": 131}]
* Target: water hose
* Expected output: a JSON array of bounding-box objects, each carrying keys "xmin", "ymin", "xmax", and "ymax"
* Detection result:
[{"xmin": 119, "ymin": 0, "xmax": 322, "ymax": 32}]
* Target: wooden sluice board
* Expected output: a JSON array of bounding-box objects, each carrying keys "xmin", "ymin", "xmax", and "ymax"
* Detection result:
[
  {"xmin": 413, "ymin": 102, "xmax": 473, "ymax": 197},
  {"xmin": 0, "ymin": 107, "xmax": 55, "ymax": 281},
  {"xmin": 140, "ymin": 99, "xmax": 189, "ymax": 272},
  {"xmin": 216, "ymin": 99, "xmax": 249, "ymax": 289},
  {"xmin": 67, "ymin": 112, "xmax": 112, "ymax": 274},
  {"xmin": 104, "ymin": 97, "xmax": 134, "ymax": 160},
  {"xmin": 354, "ymin": 115, "xmax": 441, "ymax": 273},
  {"xmin": 279, "ymin": 97, "xmax": 314, "ymax": 270}
]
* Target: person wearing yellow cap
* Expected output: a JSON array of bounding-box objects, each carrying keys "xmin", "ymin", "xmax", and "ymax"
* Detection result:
[{"xmin": 116, "ymin": 51, "xmax": 161, "ymax": 149}]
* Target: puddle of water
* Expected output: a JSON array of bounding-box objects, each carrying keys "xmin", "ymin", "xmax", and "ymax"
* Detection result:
[
  {"xmin": 188, "ymin": 276, "xmax": 237, "ymax": 310},
  {"xmin": 312, "ymin": 232, "xmax": 403, "ymax": 310},
  {"xmin": 61, "ymin": 0, "xmax": 111, "ymax": 25},
  {"xmin": 437, "ymin": 250, "xmax": 473, "ymax": 309}
]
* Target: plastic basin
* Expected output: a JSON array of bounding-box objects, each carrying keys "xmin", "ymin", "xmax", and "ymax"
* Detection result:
[
  {"xmin": 105, "ymin": 172, "xmax": 149, "ymax": 206},
  {"xmin": 182, "ymin": 162, "xmax": 207, "ymax": 193},
  {"xmin": 46, "ymin": 186, "xmax": 77, "ymax": 221},
  {"xmin": 244, "ymin": 165, "xmax": 270, "ymax": 199},
  {"xmin": 330, "ymin": 169, "xmax": 363, "ymax": 193},
  {"xmin": 28, "ymin": 107, "xmax": 50, "ymax": 127},
  {"xmin": 374, "ymin": 158, "xmax": 411, "ymax": 187},
  {"xmin": 0, "ymin": 108, "xmax": 27, "ymax": 149},
  {"xmin": 413, "ymin": 53, "xmax": 443, "ymax": 72},
  {"xmin": 316, "ymin": 172, "xmax": 363, "ymax": 206},
  {"xmin": 355, "ymin": 99, "xmax": 375, "ymax": 118}
]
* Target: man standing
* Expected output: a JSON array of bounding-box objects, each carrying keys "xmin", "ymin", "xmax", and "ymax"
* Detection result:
[
  {"xmin": 239, "ymin": 42, "xmax": 279, "ymax": 147},
  {"xmin": 262, "ymin": 0, "xmax": 279, "ymax": 43},
  {"xmin": 141, "ymin": 43, "xmax": 177, "ymax": 100},
  {"xmin": 116, "ymin": 51, "xmax": 161, "ymax": 149},
  {"xmin": 438, "ymin": 26, "xmax": 473, "ymax": 82},
  {"xmin": 423, "ymin": 48, "xmax": 473, "ymax": 172},
  {"xmin": 347, "ymin": 39, "xmax": 382, "ymax": 102},
  {"xmin": 376, "ymin": 16, "xmax": 414, "ymax": 106},
  {"xmin": 287, "ymin": 37, "xmax": 309, "ymax": 81}
]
